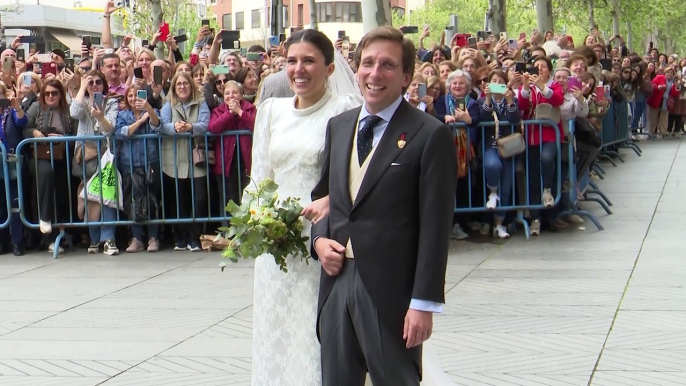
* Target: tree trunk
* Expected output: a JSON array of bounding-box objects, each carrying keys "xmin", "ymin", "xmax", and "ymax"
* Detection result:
[
  {"xmin": 361, "ymin": 0, "xmax": 392, "ymax": 33},
  {"xmin": 308, "ymin": 0, "xmax": 317, "ymax": 30},
  {"xmin": 486, "ymin": 0, "xmax": 506, "ymax": 36},
  {"xmin": 535, "ymin": 0, "xmax": 553, "ymax": 33},
  {"xmin": 611, "ymin": 0, "xmax": 620, "ymax": 36},
  {"xmin": 588, "ymin": 0, "xmax": 595, "ymax": 30},
  {"xmin": 151, "ymin": 0, "xmax": 164, "ymax": 59},
  {"xmin": 626, "ymin": 20, "xmax": 633, "ymax": 52}
]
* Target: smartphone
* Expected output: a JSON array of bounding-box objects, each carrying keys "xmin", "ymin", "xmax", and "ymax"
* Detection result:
[
  {"xmin": 137, "ymin": 90, "xmax": 147, "ymax": 100},
  {"xmin": 82, "ymin": 35, "xmax": 92, "ymax": 48},
  {"xmin": 604, "ymin": 85, "xmax": 611, "ymax": 97},
  {"xmin": 0, "ymin": 99, "xmax": 10, "ymax": 108},
  {"xmin": 515, "ymin": 61, "xmax": 526, "ymax": 73},
  {"xmin": 279, "ymin": 33, "xmax": 286, "ymax": 43},
  {"xmin": 104, "ymin": 48, "xmax": 114, "ymax": 54},
  {"xmin": 455, "ymin": 97, "xmax": 466, "ymax": 110},
  {"xmin": 158, "ymin": 22, "xmax": 170, "ymax": 42},
  {"xmin": 246, "ymin": 52, "xmax": 262, "ymax": 61},
  {"xmin": 418, "ymin": 83, "xmax": 427, "ymax": 99},
  {"xmin": 444, "ymin": 26, "xmax": 455, "ymax": 48},
  {"xmin": 173, "ymin": 34, "xmax": 188, "ymax": 44},
  {"xmin": 19, "ymin": 36, "xmax": 35, "ymax": 44},
  {"xmin": 508, "ymin": 39, "xmax": 518, "ymax": 50},
  {"xmin": 595, "ymin": 85, "xmax": 605, "ymax": 100},
  {"xmin": 488, "ymin": 83, "xmax": 507, "ymax": 94},
  {"xmin": 338, "ymin": 30, "xmax": 346, "ymax": 39},
  {"xmin": 467, "ymin": 37, "xmax": 477, "ymax": 47},
  {"xmin": 519, "ymin": 32, "xmax": 526, "ymax": 40},
  {"xmin": 153, "ymin": 65, "xmax": 163, "ymax": 85},
  {"xmin": 600, "ymin": 58, "xmax": 612, "ymax": 71},
  {"xmin": 65, "ymin": 58, "xmax": 74, "ymax": 72},
  {"xmin": 400, "ymin": 26, "xmax": 419, "ymax": 34},
  {"xmin": 2, "ymin": 57, "xmax": 13, "ymax": 72},
  {"xmin": 269, "ymin": 36, "xmax": 279, "ymax": 46},
  {"xmin": 477, "ymin": 30, "xmax": 486, "ymax": 42},
  {"xmin": 567, "ymin": 77, "xmax": 581, "ymax": 90},
  {"xmin": 142, "ymin": 39, "xmax": 149, "ymax": 47},
  {"xmin": 500, "ymin": 32, "xmax": 507, "ymax": 40},
  {"xmin": 348, "ymin": 52, "xmax": 354, "ymax": 60},
  {"xmin": 23, "ymin": 74, "xmax": 32, "ymax": 86},
  {"xmin": 201, "ymin": 19, "xmax": 210, "ymax": 27},
  {"xmin": 526, "ymin": 66, "xmax": 539, "ymax": 75},
  {"xmin": 16, "ymin": 48, "xmax": 25, "ymax": 62},
  {"xmin": 490, "ymin": 53, "xmax": 498, "ymax": 62},
  {"xmin": 452, "ymin": 34, "xmax": 468, "ymax": 48},
  {"xmin": 342, "ymin": 36, "xmax": 350, "ymax": 57},
  {"xmin": 532, "ymin": 28, "xmax": 539, "ymax": 35},
  {"xmin": 133, "ymin": 67, "xmax": 144, "ymax": 79},
  {"xmin": 35, "ymin": 54, "xmax": 51, "ymax": 63},
  {"xmin": 213, "ymin": 64, "xmax": 230, "ymax": 74},
  {"xmin": 93, "ymin": 92, "xmax": 104, "ymax": 109},
  {"xmin": 41, "ymin": 62, "xmax": 57, "ymax": 77}
]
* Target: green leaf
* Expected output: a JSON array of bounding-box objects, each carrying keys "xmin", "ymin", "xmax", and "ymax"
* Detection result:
[{"xmin": 226, "ymin": 200, "xmax": 241, "ymax": 215}]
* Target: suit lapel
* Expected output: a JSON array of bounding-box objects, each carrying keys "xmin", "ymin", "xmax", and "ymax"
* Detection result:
[
  {"xmin": 352, "ymin": 100, "xmax": 423, "ymax": 211},
  {"xmin": 332, "ymin": 107, "xmax": 360, "ymax": 207}
]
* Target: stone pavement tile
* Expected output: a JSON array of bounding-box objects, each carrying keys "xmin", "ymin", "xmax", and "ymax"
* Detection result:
[
  {"xmin": 611, "ymin": 311, "xmax": 686, "ymax": 331},
  {"xmin": 437, "ymin": 350, "xmax": 598, "ymax": 373},
  {"xmin": 0, "ymin": 301, "xmax": 84, "ymax": 313},
  {"xmin": 160, "ymin": 337, "xmax": 252, "ymax": 358},
  {"xmin": 605, "ymin": 330, "xmax": 686, "ymax": 350},
  {"xmin": 0, "ymin": 264, "xmax": 53, "ymax": 279},
  {"xmin": 590, "ymin": 371, "xmax": 686, "ymax": 386},
  {"xmin": 98, "ymin": 372, "xmax": 250, "ymax": 385},
  {"xmin": 0, "ymin": 278, "xmax": 143, "ymax": 301},
  {"xmin": 0, "ymin": 358, "xmax": 129, "ymax": 377},
  {"xmin": 0, "ymin": 340, "xmax": 173, "ymax": 361},
  {"xmin": 447, "ymin": 372, "xmax": 590, "ymax": 386},
  {"xmin": 103, "ymin": 281, "xmax": 251, "ymax": 301},
  {"xmin": 628, "ymin": 269, "xmax": 686, "ymax": 287},
  {"xmin": 431, "ymin": 332, "xmax": 606, "ymax": 354},
  {"xmin": 442, "ymin": 305, "xmax": 616, "ymax": 317},
  {"xmin": 130, "ymin": 356, "xmax": 250, "ymax": 374},
  {"xmin": 445, "ymin": 291, "xmax": 623, "ymax": 306},
  {"xmin": 469, "ymin": 269, "xmax": 632, "ymax": 279},
  {"xmin": 77, "ymin": 298, "xmax": 245, "ymax": 310},
  {"xmin": 9, "ymin": 259, "xmax": 190, "ymax": 279},
  {"xmin": 433, "ymin": 316, "xmax": 612, "ymax": 334},
  {"xmin": 596, "ymin": 349, "xmax": 686, "ymax": 371},
  {"xmin": 199, "ymin": 316, "xmax": 252, "ymax": 340},
  {"xmin": 1, "ymin": 328, "xmax": 200, "ymax": 343},
  {"xmin": 477, "ymin": 260, "xmax": 635, "ymax": 270},
  {"xmin": 454, "ymin": 278, "xmax": 628, "ymax": 293},
  {"xmin": 0, "ymin": 376, "xmax": 106, "ymax": 386},
  {"xmin": 621, "ymin": 286, "xmax": 686, "ymax": 302}
]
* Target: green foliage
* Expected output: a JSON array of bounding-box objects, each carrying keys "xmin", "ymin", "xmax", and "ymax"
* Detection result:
[
  {"xmin": 220, "ymin": 178, "xmax": 310, "ymax": 273},
  {"xmin": 121, "ymin": 0, "xmax": 219, "ymax": 42}
]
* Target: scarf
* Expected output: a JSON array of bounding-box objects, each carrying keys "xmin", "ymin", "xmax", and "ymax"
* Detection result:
[{"xmin": 446, "ymin": 93, "xmax": 471, "ymax": 116}]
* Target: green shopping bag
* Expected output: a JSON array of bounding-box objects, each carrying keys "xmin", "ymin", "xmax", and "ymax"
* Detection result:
[{"xmin": 86, "ymin": 147, "xmax": 123, "ymax": 210}]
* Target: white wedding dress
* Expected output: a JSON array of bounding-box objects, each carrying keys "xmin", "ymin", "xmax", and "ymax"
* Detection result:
[{"xmin": 249, "ymin": 53, "xmax": 456, "ymax": 386}]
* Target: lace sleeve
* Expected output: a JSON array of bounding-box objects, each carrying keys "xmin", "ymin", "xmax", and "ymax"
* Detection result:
[{"xmin": 244, "ymin": 98, "xmax": 275, "ymax": 197}]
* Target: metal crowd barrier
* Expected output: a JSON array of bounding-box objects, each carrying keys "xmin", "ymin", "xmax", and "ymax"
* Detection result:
[
  {"xmin": 0, "ymin": 141, "xmax": 11, "ymax": 229},
  {"xmin": 450, "ymin": 119, "xmax": 562, "ymax": 239},
  {"xmin": 13, "ymin": 131, "xmax": 252, "ymax": 258}
]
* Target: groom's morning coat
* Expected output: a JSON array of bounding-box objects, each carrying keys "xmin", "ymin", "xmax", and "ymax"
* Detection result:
[{"xmin": 311, "ymin": 99, "xmax": 458, "ymax": 368}]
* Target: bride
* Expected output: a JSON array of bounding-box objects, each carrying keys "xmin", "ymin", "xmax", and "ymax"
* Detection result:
[{"xmin": 249, "ymin": 29, "xmax": 454, "ymax": 386}]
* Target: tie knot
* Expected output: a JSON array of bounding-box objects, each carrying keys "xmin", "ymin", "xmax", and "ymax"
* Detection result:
[{"xmin": 361, "ymin": 115, "xmax": 382, "ymax": 136}]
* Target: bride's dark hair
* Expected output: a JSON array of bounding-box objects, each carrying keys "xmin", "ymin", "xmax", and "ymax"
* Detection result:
[{"xmin": 285, "ymin": 29, "xmax": 334, "ymax": 65}]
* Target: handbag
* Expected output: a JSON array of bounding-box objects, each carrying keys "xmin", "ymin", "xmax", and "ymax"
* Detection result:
[
  {"xmin": 34, "ymin": 143, "xmax": 65, "ymax": 160},
  {"xmin": 72, "ymin": 142, "xmax": 100, "ymax": 179},
  {"xmin": 493, "ymin": 111, "xmax": 526, "ymax": 158},
  {"xmin": 534, "ymin": 103, "xmax": 562, "ymax": 123},
  {"xmin": 192, "ymin": 141, "xmax": 215, "ymax": 166}
]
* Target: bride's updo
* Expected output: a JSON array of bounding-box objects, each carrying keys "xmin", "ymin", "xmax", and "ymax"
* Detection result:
[{"xmin": 285, "ymin": 29, "xmax": 335, "ymax": 65}]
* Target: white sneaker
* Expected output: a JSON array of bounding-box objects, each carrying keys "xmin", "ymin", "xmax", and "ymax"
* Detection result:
[
  {"xmin": 530, "ymin": 219, "xmax": 541, "ymax": 236},
  {"xmin": 486, "ymin": 193, "xmax": 499, "ymax": 210},
  {"xmin": 48, "ymin": 242, "xmax": 64, "ymax": 254},
  {"xmin": 39, "ymin": 220, "xmax": 52, "ymax": 234},
  {"xmin": 493, "ymin": 225, "xmax": 510, "ymax": 239},
  {"xmin": 480, "ymin": 223, "xmax": 491, "ymax": 236},
  {"xmin": 542, "ymin": 188, "xmax": 554, "ymax": 208},
  {"xmin": 450, "ymin": 225, "xmax": 469, "ymax": 240}
]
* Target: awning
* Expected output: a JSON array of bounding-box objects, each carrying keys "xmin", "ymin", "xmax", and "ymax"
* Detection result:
[{"xmin": 47, "ymin": 29, "xmax": 83, "ymax": 53}]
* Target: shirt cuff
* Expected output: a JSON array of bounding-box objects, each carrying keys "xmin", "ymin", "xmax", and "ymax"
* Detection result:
[
  {"xmin": 409, "ymin": 299, "xmax": 443, "ymax": 313},
  {"xmin": 541, "ymin": 86, "xmax": 554, "ymax": 99},
  {"xmin": 521, "ymin": 89, "xmax": 531, "ymax": 99}
]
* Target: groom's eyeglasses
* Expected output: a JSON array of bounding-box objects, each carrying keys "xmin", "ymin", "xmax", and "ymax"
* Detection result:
[{"xmin": 359, "ymin": 60, "xmax": 401, "ymax": 72}]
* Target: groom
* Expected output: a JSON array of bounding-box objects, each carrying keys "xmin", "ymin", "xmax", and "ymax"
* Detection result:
[{"xmin": 311, "ymin": 26, "xmax": 457, "ymax": 385}]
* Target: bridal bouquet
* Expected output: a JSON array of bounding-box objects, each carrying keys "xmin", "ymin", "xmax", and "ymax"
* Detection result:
[{"xmin": 219, "ymin": 178, "xmax": 311, "ymax": 273}]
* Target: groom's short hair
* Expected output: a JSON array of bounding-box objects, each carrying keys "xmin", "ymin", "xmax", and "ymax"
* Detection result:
[{"xmin": 355, "ymin": 26, "xmax": 415, "ymax": 77}]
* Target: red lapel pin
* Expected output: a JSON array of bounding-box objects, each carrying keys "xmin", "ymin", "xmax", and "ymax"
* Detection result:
[{"xmin": 397, "ymin": 133, "xmax": 407, "ymax": 149}]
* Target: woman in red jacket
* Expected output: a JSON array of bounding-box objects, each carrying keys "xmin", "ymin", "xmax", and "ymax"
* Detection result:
[
  {"xmin": 208, "ymin": 80, "xmax": 257, "ymax": 217},
  {"xmin": 518, "ymin": 56, "xmax": 565, "ymax": 235},
  {"xmin": 647, "ymin": 68, "xmax": 680, "ymax": 137}
]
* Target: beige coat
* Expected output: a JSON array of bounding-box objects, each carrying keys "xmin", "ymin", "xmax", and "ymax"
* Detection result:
[{"xmin": 160, "ymin": 97, "xmax": 209, "ymax": 179}]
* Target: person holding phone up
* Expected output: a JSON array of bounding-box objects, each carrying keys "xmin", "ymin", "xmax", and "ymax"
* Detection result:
[
  {"xmin": 70, "ymin": 70, "xmax": 121, "ymax": 256},
  {"xmin": 404, "ymin": 73, "xmax": 434, "ymax": 115}
]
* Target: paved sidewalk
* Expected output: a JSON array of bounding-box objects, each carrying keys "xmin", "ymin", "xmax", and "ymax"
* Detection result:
[{"xmin": 0, "ymin": 139, "xmax": 683, "ymax": 386}]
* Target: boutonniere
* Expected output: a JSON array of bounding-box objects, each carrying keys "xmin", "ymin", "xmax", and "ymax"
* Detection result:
[{"xmin": 397, "ymin": 133, "xmax": 407, "ymax": 149}]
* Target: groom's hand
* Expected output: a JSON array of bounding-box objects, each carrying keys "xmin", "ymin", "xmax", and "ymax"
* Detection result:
[
  {"xmin": 403, "ymin": 309, "xmax": 433, "ymax": 348},
  {"xmin": 314, "ymin": 237, "xmax": 345, "ymax": 276}
]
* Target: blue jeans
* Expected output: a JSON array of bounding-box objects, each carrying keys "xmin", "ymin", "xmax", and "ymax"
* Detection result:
[
  {"xmin": 483, "ymin": 147, "xmax": 514, "ymax": 220},
  {"xmin": 0, "ymin": 179, "xmax": 23, "ymax": 246},
  {"xmin": 88, "ymin": 205, "xmax": 117, "ymax": 243},
  {"xmin": 132, "ymin": 224, "xmax": 159, "ymax": 241}
]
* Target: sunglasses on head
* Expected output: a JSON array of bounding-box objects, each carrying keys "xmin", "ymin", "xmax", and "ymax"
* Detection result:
[{"xmin": 88, "ymin": 79, "xmax": 103, "ymax": 86}]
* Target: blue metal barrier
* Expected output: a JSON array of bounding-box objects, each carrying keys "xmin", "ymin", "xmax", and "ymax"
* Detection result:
[
  {"xmin": 15, "ymin": 131, "xmax": 252, "ymax": 258},
  {"xmin": 0, "ymin": 141, "xmax": 11, "ymax": 229},
  {"xmin": 450, "ymin": 119, "xmax": 563, "ymax": 239}
]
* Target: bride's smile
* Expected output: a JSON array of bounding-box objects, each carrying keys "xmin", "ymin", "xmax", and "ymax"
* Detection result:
[{"xmin": 286, "ymin": 40, "xmax": 335, "ymax": 109}]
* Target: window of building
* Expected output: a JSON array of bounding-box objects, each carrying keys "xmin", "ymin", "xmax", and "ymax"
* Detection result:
[
  {"xmin": 392, "ymin": 6, "xmax": 405, "ymax": 17},
  {"xmin": 283, "ymin": 6, "xmax": 290, "ymax": 28},
  {"xmin": 222, "ymin": 13, "xmax": 232, "ymax": 30},
  {"xmin": 252, "ymin": 9, "xmax": 261, "ymax": 29},
  {"xmin": 316, "ymin": 2, "xmax": 362, "ymax": 23},
  {"xmin": 236, "ymin": 11, "xmax": 245, "ymax": 29},
  {"xmin": 297, "ymin": 4, "xmax": 304, "ymax": 26}
]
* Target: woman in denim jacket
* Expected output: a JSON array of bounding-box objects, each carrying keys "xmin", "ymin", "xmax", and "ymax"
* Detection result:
[
  {"xmin": 114, "ymin": 86, "xmax": 161, "ymax": 253},
  {"xmin": 478, "ymin": 70, "xmax": 521, "ymax": 239}
]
